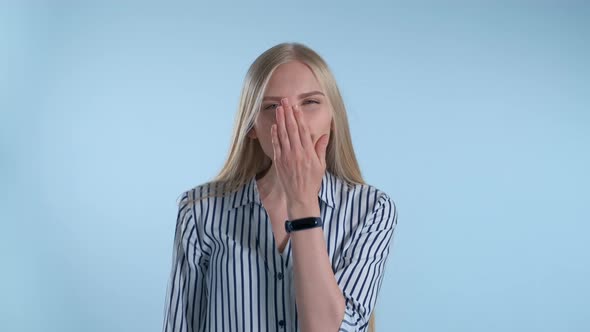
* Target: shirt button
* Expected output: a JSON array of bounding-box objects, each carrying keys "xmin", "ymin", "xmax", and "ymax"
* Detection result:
[
  {"xmin": 279, "ymin": 319, "xmax": 285, "ymax": 327},
  {"xmin": 277, "ymin": 272, "xmax": 283, "ymax": 280}
]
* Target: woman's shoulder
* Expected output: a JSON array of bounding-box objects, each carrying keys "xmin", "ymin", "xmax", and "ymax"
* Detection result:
[
  {"xmin": 175, "ymin": 179, "xmax": 243, "ymax": 219},
  {"xmin": 176, "ymin": 181, "xmax": 225, "ymax": 209},
  {"xmin": 333, "ymin": 175, "xmax": 398, "ymax": 228},
  {"xmin": 337, "ymin": 177, "xmax": 396, "ymax": 209},
  {"xmin": 172, "ymin": 182, "xmax": 217, "ymax": 233}
]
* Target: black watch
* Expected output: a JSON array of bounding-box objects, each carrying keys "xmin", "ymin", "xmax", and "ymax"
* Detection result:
[{"xmin": 285, "ymin": 217, "xmax": 323, "ymax": 233}]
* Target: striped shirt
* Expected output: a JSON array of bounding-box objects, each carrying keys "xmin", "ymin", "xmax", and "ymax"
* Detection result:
[{"xmin": 162, "ymin": 170, "xmax": 398, "ymax": 332}]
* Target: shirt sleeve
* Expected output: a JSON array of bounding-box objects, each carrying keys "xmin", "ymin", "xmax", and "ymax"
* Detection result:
[
  {"xmin": 162, "ymin": 191, "xmax": 209, "ymax": 332},
  {"xmin": 334, "ymin": 193, "xmax": 398, "ymax": 332}
]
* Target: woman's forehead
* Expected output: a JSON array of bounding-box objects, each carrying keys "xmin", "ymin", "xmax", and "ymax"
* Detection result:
[{"xmin": 266, "ymin": 62, "xmax": 320, "ymax": 89}]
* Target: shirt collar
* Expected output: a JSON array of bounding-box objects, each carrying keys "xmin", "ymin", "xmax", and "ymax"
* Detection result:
[{"xmin": 226, "ymin": 169, "xmax": 337, "ymax": 211}]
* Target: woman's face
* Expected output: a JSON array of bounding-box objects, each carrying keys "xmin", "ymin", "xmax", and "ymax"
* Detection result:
[{"xmin": 248, "ymin": 60, "xmax": 333, "ymax": 161}]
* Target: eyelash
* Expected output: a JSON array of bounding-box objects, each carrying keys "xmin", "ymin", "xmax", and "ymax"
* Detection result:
[{"xmin": 263, "ymin": 99, "xmax": 320, "ymax": 110}]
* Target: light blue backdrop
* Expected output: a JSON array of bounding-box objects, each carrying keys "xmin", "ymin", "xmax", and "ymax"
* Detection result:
[{"xmin": 1, "ymin": 1, "xmax": 588, "ymax": 331}]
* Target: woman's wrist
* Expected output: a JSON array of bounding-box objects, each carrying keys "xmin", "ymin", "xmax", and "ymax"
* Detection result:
[{"xmin": 287, "ymin": 201, "xmax": 320, "ymax": 220}]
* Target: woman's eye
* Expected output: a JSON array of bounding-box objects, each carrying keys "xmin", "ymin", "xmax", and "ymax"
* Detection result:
[
  {"xmin": 264, "ymin": 100, "xmax": 319, "ymax": 110},
  {"xmin": 303, "ymin": 99, "xmax": 320, "ymax": 105}
]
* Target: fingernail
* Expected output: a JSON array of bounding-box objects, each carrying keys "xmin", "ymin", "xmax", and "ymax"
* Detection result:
[{"xmin": 281, "ymin": 98, "xmax": 289, "ymax": 105}]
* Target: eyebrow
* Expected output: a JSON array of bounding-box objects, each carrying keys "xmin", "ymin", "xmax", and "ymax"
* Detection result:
[{"xmin": 262, "ymin": 90, "xmax": 325, "ymax": 101}]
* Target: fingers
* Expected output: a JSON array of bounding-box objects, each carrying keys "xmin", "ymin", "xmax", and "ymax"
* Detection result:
[
  {"xmin": 281, "ymin": 98, "xmax": 302, "ymax": 151},
  {"xmin": 271, "ymin": 124, "xmax": 281, "ymax": 161},
  {"xmin": 293, "ymin": 103, "xmax": 313, "ymax": 151},
  {"xmin": 276, "ymin": 103, "xmax": 291, "ymax": 151}
]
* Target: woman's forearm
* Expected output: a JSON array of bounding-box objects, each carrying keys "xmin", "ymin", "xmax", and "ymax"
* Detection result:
[{"xmin": 289, "ymin": 203, "xmax": 346, "ymax": 332}]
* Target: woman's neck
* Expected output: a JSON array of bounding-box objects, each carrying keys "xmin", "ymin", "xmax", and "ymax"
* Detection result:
[{"xmin": 256, "ymin": 164, "xmax": 286, "ymax": 205}]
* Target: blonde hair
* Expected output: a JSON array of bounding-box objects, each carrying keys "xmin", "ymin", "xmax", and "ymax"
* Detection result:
[{"xmin": 182, "ymin": 42, "xmax": 377, "ymax": 331}]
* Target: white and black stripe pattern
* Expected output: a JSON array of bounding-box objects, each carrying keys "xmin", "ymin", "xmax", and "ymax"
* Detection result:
[{"xmin": 162, "ymin": 170, "xmax": 398, "ymax": 332}]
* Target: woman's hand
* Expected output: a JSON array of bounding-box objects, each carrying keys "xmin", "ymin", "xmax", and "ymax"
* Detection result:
[{"xmin": 271, "ymin": 97, "xmax": 330, "ymax": 220}]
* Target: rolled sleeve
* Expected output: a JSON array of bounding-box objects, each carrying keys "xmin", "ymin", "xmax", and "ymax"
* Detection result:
[
  {"xmin": 162, "ymin": 190, "xmax": 208, "ymax": 332},
  {"xmin": 335, "ymin": 193, "xmax": 398, "ymax": 331}
]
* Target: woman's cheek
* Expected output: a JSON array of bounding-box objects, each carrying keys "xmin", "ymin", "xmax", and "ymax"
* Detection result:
[
  {"xmin": 302, "ymin": 103, "xmax": 320, "ymax": 112},
  {"xmin": 307, "ymin": 109, "xmax": 332, "ymax": 138},
  {"xmin": 263, "ymin": 113, "xmax": 276, "ymax": 130}
]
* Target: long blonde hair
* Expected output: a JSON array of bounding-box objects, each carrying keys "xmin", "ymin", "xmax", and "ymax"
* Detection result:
[{"xmin": 182, "ymin": 42, "xmax": 377, "ymax": 331}]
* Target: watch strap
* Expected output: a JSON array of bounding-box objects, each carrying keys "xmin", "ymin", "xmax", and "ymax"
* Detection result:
[{"xmin": 285, "ymin": 216, "xmax": 323, "ymax": 233}]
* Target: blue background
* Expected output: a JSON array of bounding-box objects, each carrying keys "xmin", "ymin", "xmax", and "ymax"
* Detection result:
[{"xmin": 1, "ymin": 1, "xmax": 588, "ymax": 331}]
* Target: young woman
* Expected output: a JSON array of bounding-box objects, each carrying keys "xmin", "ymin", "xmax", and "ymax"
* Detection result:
[{"xmin": 162, "ymin": 42, "xmax": 398, "ymax": 332}]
